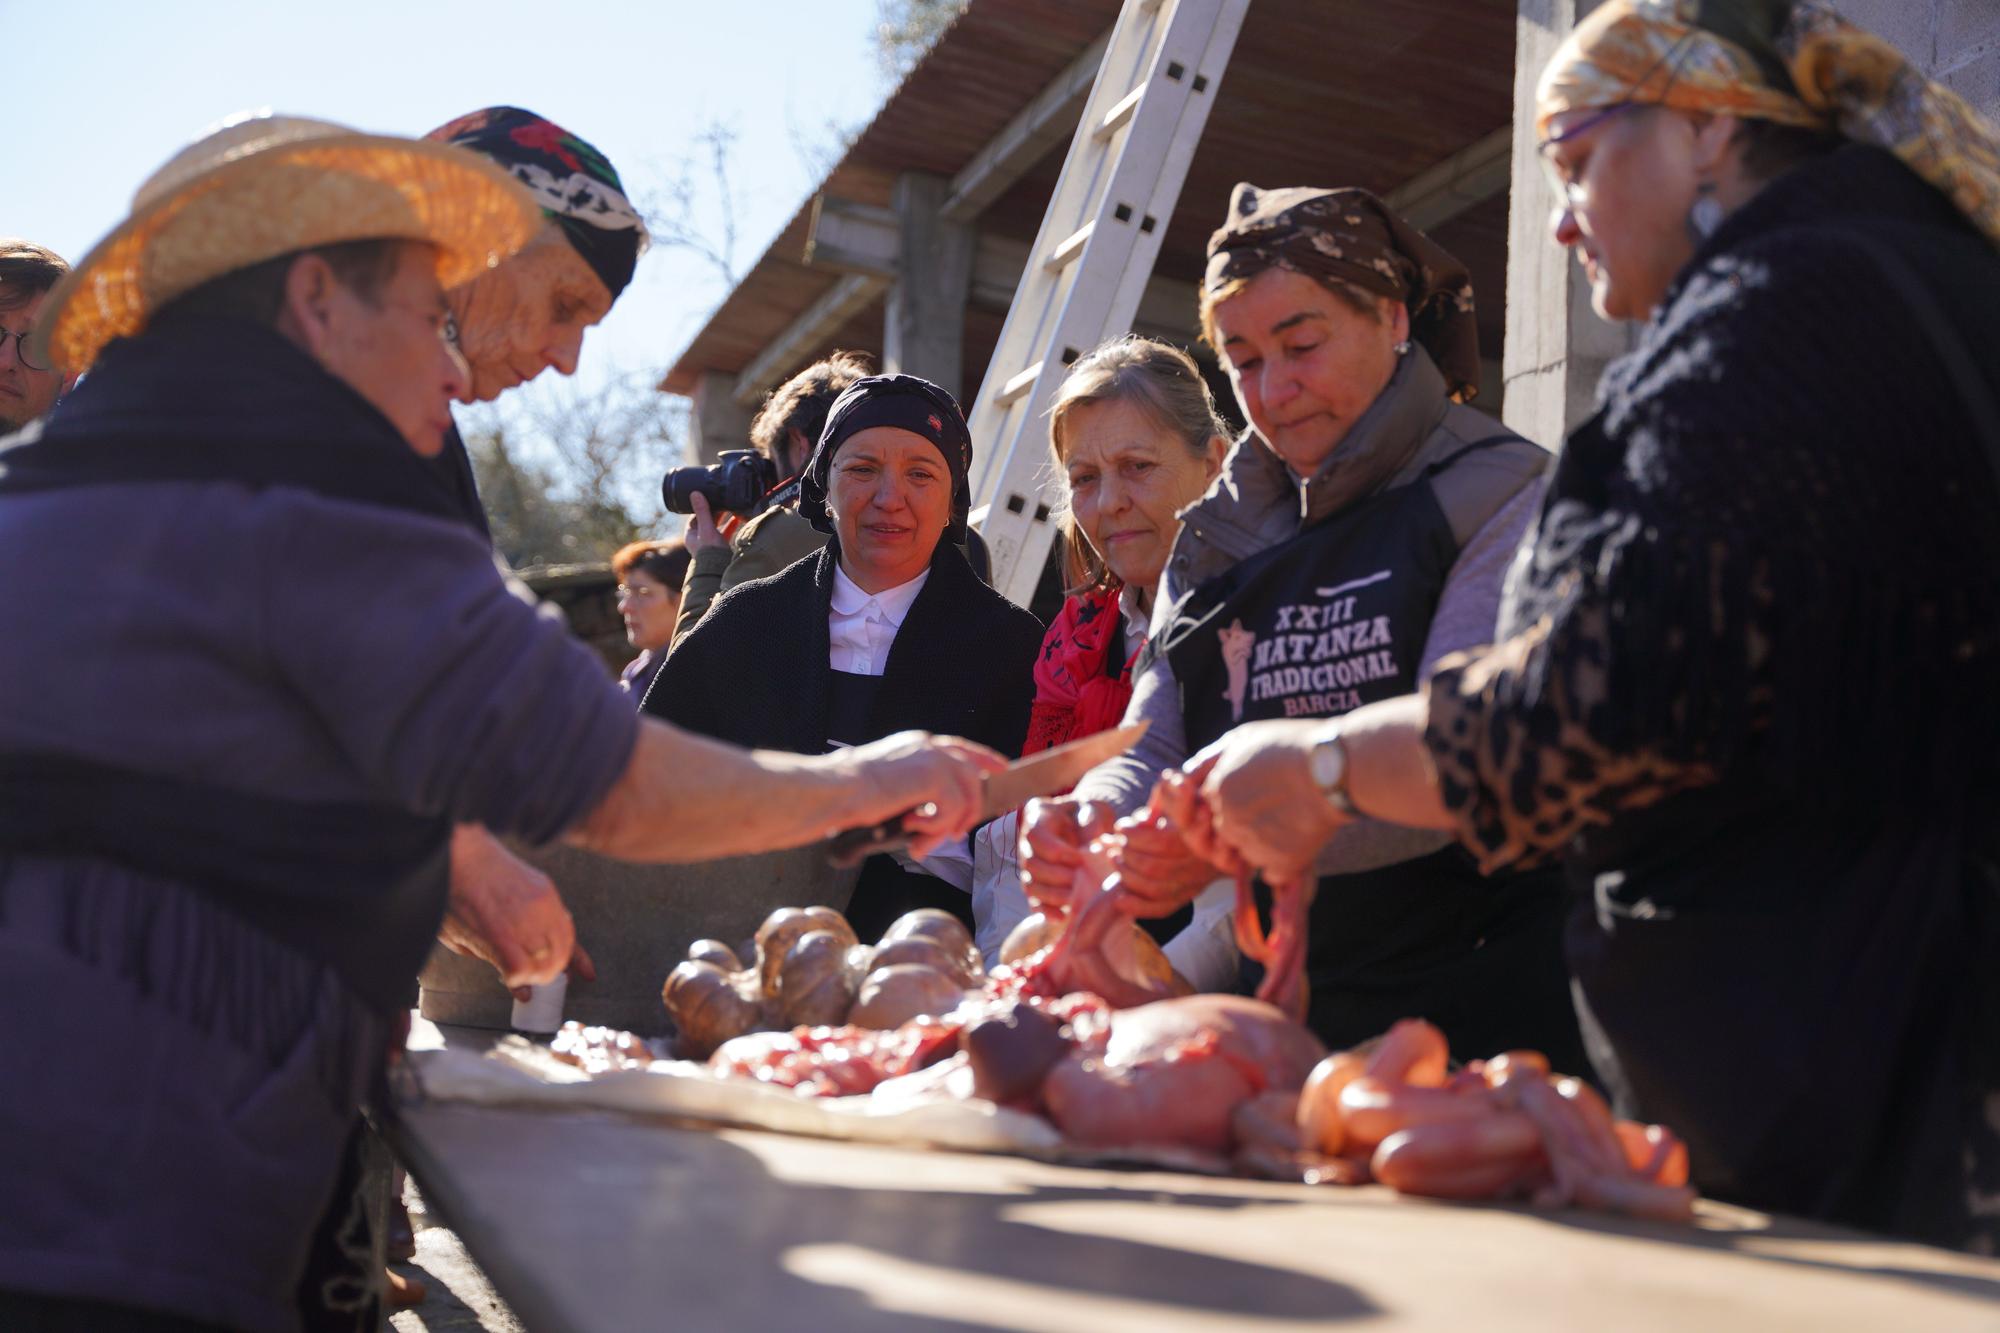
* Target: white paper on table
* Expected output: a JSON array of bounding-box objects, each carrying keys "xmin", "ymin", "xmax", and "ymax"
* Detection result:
[{"xmin": 404, "ymin": 1041, "xmax": 1230, "ymax": 1176}]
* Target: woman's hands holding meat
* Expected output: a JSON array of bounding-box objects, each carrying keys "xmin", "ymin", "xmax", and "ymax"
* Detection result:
[
  {"xmin": 1182, "ymin": 719, "xmax": 1353, "ymax": 885},
  {"xmin": 1017, "ymin": 796, "xmax": 1121, "ymax": 909}
]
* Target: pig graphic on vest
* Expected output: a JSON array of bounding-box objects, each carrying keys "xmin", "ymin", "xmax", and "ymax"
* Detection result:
[{"xmin": 1219, "ymin": 618, "xmax": 1256, "ymax": 722}]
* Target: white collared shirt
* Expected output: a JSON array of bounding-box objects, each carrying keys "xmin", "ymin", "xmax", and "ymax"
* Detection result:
[{"xmin": 828, "ymin": 564, "xmax": 930, "ymax": 676}]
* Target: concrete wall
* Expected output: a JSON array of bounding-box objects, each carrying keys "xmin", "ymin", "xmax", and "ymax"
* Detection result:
[
  {"xmin": 1833, "ymin": 0, "xmax": 2000, "ymax": 119},
  {"xmin": 1502, "ymin": 0, "xmax": 1998, "ymax": 447}
]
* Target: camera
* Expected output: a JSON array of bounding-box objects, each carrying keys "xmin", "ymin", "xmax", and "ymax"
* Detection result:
[{"xmin": 661, "ymin": 449, "xmax": 780, "ymax": 516}]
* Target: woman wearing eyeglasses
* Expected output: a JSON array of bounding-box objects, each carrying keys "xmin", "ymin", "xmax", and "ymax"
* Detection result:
[
  {"xmin": 612, "ymin": 539, "xmax": 690, "ymax": 703},
  {"xmin": 1153, "ymin": 0, "xmax": 2000, "ymax": 1248},
  {"xmin": 0, "ymin": 241, "xmax": 76, "ymax": 434}
]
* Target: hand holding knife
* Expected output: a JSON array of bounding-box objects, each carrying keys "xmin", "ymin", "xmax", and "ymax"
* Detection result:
[{"xmin": 827, "ymin": 723, "xmax": 1148, "ymax": 867}]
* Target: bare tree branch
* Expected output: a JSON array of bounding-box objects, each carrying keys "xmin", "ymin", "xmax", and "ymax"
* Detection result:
[
  {"xmin": 785, "ymin": 97, "xmax": 863, "ymax": 186},
  {"xmin": 638, "ymin": 116, "xmax": 746, "ymax": 287}
]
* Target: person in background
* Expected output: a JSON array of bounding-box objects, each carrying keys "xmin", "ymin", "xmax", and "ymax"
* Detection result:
[
  {"xmin": 0, "ymin": 116, "xmax": 1001, "ymax": 1332},
  {"xmin": 1020, "ymin": 183, "xmax": 1583, "ymax": 1070},
  {"xmin": 673, "ymin": 350, "xmax": 871, "ymax": 644},
  {"xmin": 613, "ymin": 538, "xmax": 690, "ymax": 702},
  {"xmin": 1155, "ymin": 0, "xmax": 2000, "ymax": 1251},
  {"xmin": 0, "ymin": 240, "xmax": 76, "ymax": 432},
  {"xmin": 970, "ymin": 337, "xmax": 1230, "ymax": 976},
  {"xmin": 650, "ymin": 374, "xmax": 1045, "ymax": 940}
]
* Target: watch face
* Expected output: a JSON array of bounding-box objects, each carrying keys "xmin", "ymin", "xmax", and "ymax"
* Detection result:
[{"xmin": 1310, "ymin": 733, "xmax": 1346, "ymax": 791}]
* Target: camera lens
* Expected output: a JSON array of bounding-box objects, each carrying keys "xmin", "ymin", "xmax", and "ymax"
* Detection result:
[{"xmin": 660, "ymin": 466, "xmax": 718, "ymax": 515}]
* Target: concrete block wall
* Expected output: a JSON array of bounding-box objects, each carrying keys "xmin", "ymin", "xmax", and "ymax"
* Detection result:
[{"xmin": 1833, "ymin": 0, "xmax": 2000, "ymax": 120}]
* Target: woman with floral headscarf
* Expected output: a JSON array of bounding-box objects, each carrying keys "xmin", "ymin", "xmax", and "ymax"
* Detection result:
[
  {"xmin": 423, "ymin": 106, "xmax": 652, "ymax": 536},
  {"xmin": 1019, "ymin": 187, "xmax": 1585, "ymax": 1069},
  {"xmin": 1159, "ymin": 0, "xmax": 2000, "ymax": 1249}
]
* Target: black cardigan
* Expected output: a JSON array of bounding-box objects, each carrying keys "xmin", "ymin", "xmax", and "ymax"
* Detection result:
[{"xmin": 643, "ymin": 539, "xmax": 1044, "ymax": 763}]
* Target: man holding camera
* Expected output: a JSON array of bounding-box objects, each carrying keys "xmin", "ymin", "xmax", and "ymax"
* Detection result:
[{"xmin": 671, "ymin": 351, "xmax": 869, "ymax": 645}]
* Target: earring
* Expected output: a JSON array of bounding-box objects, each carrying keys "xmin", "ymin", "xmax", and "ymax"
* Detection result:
[
  {"xmin": 1393, "ymin": 340, "xmax": 1412, "ymax": 356},
  {"xmin": 1688, "ymin": 182, "xmax": 1725, "ymax": 242}
]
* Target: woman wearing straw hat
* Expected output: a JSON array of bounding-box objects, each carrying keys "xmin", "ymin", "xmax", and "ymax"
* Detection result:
[
  {"xmin": 0, "ymin": 115, "xmax": 1000, "ymax": 1333},
  {"xmin": 1148, "ymin": 0, "xmax": 2000, "ymax": 1248}
]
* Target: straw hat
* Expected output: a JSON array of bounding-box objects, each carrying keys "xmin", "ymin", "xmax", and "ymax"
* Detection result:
[{"xmin": 34, "ymin": 112, "xmax": 544, "ymax": 373}]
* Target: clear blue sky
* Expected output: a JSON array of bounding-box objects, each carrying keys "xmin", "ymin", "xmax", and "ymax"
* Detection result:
[{"xmin": 5, "ymin": 0, "xmax": 897, "ymax": 445}]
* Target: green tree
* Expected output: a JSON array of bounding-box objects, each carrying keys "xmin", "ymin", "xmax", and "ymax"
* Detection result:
[{"xmin": 464, "ymin": 369, "xmax": 690, "ymax": 571}]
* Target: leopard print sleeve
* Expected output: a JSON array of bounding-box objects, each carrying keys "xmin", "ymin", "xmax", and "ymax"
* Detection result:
[{"xmin": 1421, "ymin": 598, "xmax": 1715, "ymax": 875}]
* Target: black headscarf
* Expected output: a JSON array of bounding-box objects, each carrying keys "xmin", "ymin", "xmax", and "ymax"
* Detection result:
[{"xmin": 799, "ymin": 374, "xmax": 974, "ymax": 543}]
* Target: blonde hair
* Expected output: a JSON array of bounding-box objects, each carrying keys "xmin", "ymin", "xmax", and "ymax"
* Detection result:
[{"xmin": 1046, "ymin": 337, "xmax": 1228, "ymax": 592}]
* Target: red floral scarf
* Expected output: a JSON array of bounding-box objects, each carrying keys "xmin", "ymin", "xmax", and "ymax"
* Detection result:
[{"xmin": 1024, "ymin": 586, "xmax": 1142, "ymax": 757}]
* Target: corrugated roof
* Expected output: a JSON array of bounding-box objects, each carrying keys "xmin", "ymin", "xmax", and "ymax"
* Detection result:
[{"xmin": 661, "ymin": 0, "xmax": 1517, "ymax": 399}]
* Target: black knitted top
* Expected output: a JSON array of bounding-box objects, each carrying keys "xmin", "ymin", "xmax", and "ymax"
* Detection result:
[
  {"xmin": 1426, "ymin": 144, "xmax": 2000, "ymax": 868},
  {"xmin": 1420, "ymin": 144, "xmax": 2000, "ymax": 1250}
]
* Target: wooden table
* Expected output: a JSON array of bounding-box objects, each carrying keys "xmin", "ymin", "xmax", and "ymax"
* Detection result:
[{"xmin": 388, "ymin": 1025, "xmax": 2000, "ymax": 1332}]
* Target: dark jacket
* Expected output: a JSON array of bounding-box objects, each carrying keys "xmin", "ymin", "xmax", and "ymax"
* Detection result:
[
  {"xmin": 1427, "ymin": 145, "xmax": 2000, "ymax": 1248},
  {"xmin": 0, "ymin": 316, "xmax": 636, "ymax": 1330},
  {"xmin": 673, "ymin": 504, "xmax": 829, "ymax": 646},
  {"xmin": 646, "ymin": 538, "xmax": 1043, "ymax": 762}
]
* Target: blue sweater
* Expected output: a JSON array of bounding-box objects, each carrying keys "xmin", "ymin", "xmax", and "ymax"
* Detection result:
[{"xmin": 0, "ymin": 321, "xmax": 637, "ymax": 1331}]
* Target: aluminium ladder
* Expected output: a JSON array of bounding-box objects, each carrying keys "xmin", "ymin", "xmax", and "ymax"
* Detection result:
[{"xmin": 967, "ymin": 0, "xmax": 1250, "ymax": 607}]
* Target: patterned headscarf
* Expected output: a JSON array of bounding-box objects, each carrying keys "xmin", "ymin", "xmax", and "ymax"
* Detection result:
[
  {"xmin": 1205, "ymin": 184, "xmax": 1482, "ymax": 403},
  {"xmin": 1537, "ymin": 0, "xmax": 2000, "ymax": 246},
  {"xmin": 427, "ymin": 106, "xmax": 651, "ymax": 298}
]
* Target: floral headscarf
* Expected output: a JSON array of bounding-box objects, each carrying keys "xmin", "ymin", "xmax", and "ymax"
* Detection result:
[
  {"xmin": 427, "ymin": 106, "xmax": 651, "ymax": 298},
  {"xmin": 1537, "ymin": 0, "xmax": 2000, "ymax": 246},
  {"xmin": 1205, "ymin": 184, "xmax": 1483, "ymax": 402}
]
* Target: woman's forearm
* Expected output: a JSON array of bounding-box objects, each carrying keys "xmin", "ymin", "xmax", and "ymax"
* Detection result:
[
  {"xmin": 1338, "ymin": 693, "xmax": 1456, "ymax": 832},
  {"xmin": 565, "ymin": 721, "xmax": 850, "ymax": 862}
]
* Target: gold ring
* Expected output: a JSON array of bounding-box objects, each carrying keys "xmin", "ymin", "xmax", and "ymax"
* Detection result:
[{"xmin": 529, "ymin": 945, "xmax": 553, "ymax": 962}]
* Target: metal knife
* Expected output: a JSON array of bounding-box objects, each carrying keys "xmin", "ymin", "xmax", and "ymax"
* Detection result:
[{"xmin": 825, "ymin": 722, "xmax": 1148, "ymax": 867}]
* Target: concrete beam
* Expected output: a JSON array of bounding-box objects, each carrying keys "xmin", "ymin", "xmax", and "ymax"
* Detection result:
[
  {"xmin": 1383, "ymin": 126, "xmax": 1514, "ymax": 232},
  {"xmin": 940, "ymin": 30, "xmax": 1112, "ymax": 223},
  {"xmin": 1502, "ymin": 0, "xmax": 1635, "ymax": 447},
  {"xmin": 883, "ymin": 172, "xmax": 976, "ymax": 396},
  {"xmin": 803, "ymin": 195, "xmax": 900, "ymax": 279},
  {"xmin": 731, "ymin": 273, "xmax": 887, "ymax": 408},
  {"xmin": 690, "ymin": 369, "xmax": 755, "ymax": 464}
]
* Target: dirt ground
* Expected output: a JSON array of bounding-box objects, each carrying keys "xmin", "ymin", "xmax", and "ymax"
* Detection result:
[{"xmin": 388, "ymin": 1180, "xmax": 522, "ymax": 1333}]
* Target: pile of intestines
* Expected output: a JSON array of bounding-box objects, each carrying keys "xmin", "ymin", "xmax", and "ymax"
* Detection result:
[{"xmin": 549, "ymin": 855, "xmax": 1693, "ymax": 1223}]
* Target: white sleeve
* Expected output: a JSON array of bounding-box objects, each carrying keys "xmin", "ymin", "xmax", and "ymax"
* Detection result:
[
  {"xmin": 970, "ymin": 812, "xmax": 1033, "ymax": 967},
  {"xmin": 1160, "ymin": 878, "xmax": 1243, "ymax": 993}
]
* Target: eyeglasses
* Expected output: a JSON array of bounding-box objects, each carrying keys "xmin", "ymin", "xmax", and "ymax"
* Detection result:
[
  {"xmin": 616, "ymin": 583, "xmax": 666, "ymax": 601},
  {"xmin": 1538, "ymin": 30, "xmax": 1696, "ymax": 213},
  {"xmin": 0, "ymin": 325, "xmax": 50, "ymax": 372},
  {"xmin": 1537, "ymin": 102, "xmax": 1640, "ymax": 211}
]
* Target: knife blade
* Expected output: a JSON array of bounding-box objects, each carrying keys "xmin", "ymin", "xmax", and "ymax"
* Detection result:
[{"xmin": 826, "ymin": 721, "xmax": 1149, "ymax": 868}]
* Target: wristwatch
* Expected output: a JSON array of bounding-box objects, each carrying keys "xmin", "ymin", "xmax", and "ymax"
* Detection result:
[{"xmin": 1308, "ymin": 724, "xmax": 1360, "ymax": 816}]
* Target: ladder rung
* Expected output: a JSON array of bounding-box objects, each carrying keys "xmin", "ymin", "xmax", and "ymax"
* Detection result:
[
  {"xmin": 996, "ymin": 362, "xmax": 1044, "ymax": 406},
  {"xmin": 1044, "ymin": 222, "xmax": 1094, "ymax": 273},
  {"xmin": 1094, "ymin": 85, "xmax": 1144, "ymax": 141}
]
